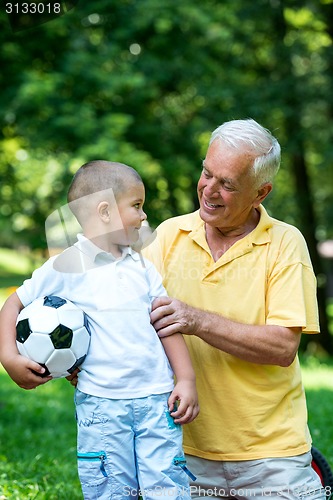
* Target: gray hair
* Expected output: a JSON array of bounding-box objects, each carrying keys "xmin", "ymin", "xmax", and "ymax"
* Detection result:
[{"xmin": 210, "ymin": 119, "xmax": 281, "ymax": 186}]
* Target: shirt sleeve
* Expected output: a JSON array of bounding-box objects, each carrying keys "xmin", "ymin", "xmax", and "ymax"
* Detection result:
[
  {"xmin": 16, "ymin": 257, "xmax": 65, "ymax": 307},
  {"xmin": 266, "ymin": 228, "xmax": 319, "ymax": 334},
  {"xmin": 144, "ymin": 258, "xmax": 168, "ymax": 303}
]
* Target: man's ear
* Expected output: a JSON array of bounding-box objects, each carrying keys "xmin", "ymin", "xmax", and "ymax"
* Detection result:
[
  {"xmin": 97, "ymin": 201, "xmax": 110, "ymax": 222},
  {"xmin": 253, "ymin": 183, "xmax": 273, "ymax": 208}
]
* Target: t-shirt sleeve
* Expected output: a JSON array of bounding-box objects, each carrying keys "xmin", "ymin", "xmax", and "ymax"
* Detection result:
[
  {"xmin": 144, "ymin": 258, "xmax": 168, "ymax": 303},
  {"xmin": 266, "ymin": 229, "xmax": 319, "ymax": 334},
  {"xmin": 16, "ymin": 257, "xmax": 65, "ymax": 307}
]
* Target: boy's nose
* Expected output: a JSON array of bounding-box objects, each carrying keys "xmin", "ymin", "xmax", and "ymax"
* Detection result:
[{"xmin": 141, "ymin": 210, "xmax": 147, "ymax": 221}]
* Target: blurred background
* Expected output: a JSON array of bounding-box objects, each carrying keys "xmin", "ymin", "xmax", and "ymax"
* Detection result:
[
  {"xmin": 0, "ymin": 2, "xmax": 333, "ymax": 497},
  {"xmin": 1, "ymin": 0, "xmax": 332, "ymax": 353},
  {"xmin": 0, "ymin": 1, "xmax": 332, "ymax": 342}
]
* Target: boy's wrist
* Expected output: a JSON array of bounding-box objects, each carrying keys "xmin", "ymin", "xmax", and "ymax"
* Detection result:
[
  {"xmin": 0, "ymin": 349, "xmax": 20, "ymax": 368},
  {"xmin": 174, "ymin": 377, "xmax": 196, "ymax": 388}
]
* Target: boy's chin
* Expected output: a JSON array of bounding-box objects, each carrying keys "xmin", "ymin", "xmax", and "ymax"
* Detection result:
[
  {"xmin": 105, "ymin": 228, "xmax": 138, "ymax": 245},
  {"xmin": 117, "ymin": 230, "xmax": 139, "ymax": 247},
  {"xmin": 126, "ymin": 230, "xmax": 141, "ymax": 247}
]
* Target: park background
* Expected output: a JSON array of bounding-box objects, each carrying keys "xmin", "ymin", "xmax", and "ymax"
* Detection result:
[{"xmin": 0, "ymin": 0, "xmax": 333, "ymax": 498}]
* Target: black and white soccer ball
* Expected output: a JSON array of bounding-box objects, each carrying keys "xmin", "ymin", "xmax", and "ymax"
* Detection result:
[{"xmin": 16, "ymin": 295, "xmax": 91, "ymax": 379}]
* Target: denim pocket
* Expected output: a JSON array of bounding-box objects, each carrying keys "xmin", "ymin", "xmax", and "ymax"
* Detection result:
[
  {"xmin": 77, "ymin": 450, "xmax": 109, "ymax": 498},
  {"xmin": 77, "ymin": 451, "xmax": 108, "ymax": 478},
  {"xmin": 74, "ymin": 388, "xmax": 89, "ymax": 406}
]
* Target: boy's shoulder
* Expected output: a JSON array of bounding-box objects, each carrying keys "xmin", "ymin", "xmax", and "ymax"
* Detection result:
[{"xmin": 53, "ymin": 245, "xmax": 87, "ymax": 273}]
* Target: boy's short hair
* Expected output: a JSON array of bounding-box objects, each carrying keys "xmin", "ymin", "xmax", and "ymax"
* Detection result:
[
  {"xmin": 67, "ymin": 161, "xmax": 143, "ymax": 226},
  {"xmin": 67, "ymin": 160, "xmax": 142, "ymax": 204}
]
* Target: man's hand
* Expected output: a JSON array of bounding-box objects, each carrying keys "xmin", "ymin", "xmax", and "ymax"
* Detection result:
[
  {"xmin": 3, "ymin": 354, "xmax": 52, "ymax": 390},
  {"xmin": 150, "ymin": 297, "xmax": 199, "ymax": 338}
]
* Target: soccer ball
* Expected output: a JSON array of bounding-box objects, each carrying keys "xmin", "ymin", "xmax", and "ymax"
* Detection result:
[{"xmin": 16, "ymin": 295, "xmax": 91, "ymax": 379}]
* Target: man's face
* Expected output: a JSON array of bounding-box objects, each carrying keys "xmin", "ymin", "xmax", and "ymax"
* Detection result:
[{"xmin": 197, "ymin": 139, "xmax": 262, "ymax": 231}]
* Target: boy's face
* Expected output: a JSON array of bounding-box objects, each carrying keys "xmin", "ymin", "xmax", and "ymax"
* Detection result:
[{"xmin": 112, "ymin": 181, "xmax": 147, "ymax": 245}]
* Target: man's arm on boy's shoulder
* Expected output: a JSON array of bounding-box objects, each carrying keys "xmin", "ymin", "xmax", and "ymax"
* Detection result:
[
  {"xmin": 0, "ymin": 293, "xmax": 52, "ymax": 390},
  {"xmin": 161, "ymin": 332, "xmax": 199, "ymax": 425}
]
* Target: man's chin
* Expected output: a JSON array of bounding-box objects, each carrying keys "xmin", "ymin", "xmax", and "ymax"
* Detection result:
[
  {"xmin": 199, "ymin": 206, "xmax": 215, "ymax": 222},
  {"xmin": 199, "ymin": 207, "xmax": 224, "ymax": 228}
]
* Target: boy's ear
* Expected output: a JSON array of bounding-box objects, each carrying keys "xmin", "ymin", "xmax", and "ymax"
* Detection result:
[{"xmin": 97, "ymin": 201, "xmax": 110, "ymax": 222}]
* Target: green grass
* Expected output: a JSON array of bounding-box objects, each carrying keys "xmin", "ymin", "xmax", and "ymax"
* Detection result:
[
  {"xmin": 0, "ymin": 369, "xmax": 82, "ymax": 499},
  {"xmin": 0, "ymin": 247, "xmax": 45, "ymax": 308},
  {"xmin": 0, "ymin": 247, "xmax": 333, "ymax": 495},
  {"xmin": 0, "ymin": 359, "xmax": 332, "ymax": 498},
  {"xmin": 0, "ymin": 247, "xmax": 43, "ymax": 280},
  {"xmin": 301, "ymin": 356, "xmax": 333, "ymax": 467}
]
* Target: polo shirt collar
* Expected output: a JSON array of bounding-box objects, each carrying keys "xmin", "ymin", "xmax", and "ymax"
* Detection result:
[
  {"xmin": 251, "ymin": 205, "xmax": 273, "ymax": 245},
  {"xmin": 178, "ymin": 205, "xmax": 273, "ymax": 248},
  {"xmin": 76, "ymin": 234, "xmax": 140, "ymax": 263}
]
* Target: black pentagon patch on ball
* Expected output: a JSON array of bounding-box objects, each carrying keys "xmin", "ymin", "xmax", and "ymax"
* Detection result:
[
  {"xmin": 50, "ymin": 324, "xmax": 73, "ymax": 349},
  {"xmin": 43, "ymin": 295, "xmax": 67, "ymax": 309},
  {"xmin": 16, "ymin": 319, "xmax": 32, "ymax": 343},
  {"xmin": 32, "ymin": 364, "xmax": 51, "ymax": 378}
]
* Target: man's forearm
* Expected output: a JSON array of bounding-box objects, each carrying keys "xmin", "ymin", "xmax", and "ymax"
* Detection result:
[
  {"xmin": 192, "ymin": 308, "xmax": 301, "ymax": 366},
  {"xmin": 151, "ymin": 297, "xmax": 301, "ymax": 367}
]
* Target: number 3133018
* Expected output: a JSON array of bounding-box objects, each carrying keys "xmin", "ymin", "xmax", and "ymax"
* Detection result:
[{"xmin": 5, "ymin": 3, "xmax": 62, "ymax": 14}]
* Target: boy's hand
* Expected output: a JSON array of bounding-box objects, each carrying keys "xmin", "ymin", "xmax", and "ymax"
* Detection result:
[
  {"xmin": 3, "ymin": 354, "xmax": 52, "ymax": 390},
  {"xmin": 168, "ymin": 379, "xmax": 200, "ymax": 425},
  {"xmin": 66, "ymin": 367, "xmax": 80, "ymax": 387}
]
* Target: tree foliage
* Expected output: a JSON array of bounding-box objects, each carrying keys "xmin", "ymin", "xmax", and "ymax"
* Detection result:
[{"xmin": 1, "ymin": 0, "xmax": 332, "ymax": 341}]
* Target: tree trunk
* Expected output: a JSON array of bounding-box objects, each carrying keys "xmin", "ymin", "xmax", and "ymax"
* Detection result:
[
  {"xmin": 271, "ymin": 2, "xmax": 332, "ymax": 353},
  {"xmin": 290, "ymin": 150, "xmax": 332, "ymax": 353}
]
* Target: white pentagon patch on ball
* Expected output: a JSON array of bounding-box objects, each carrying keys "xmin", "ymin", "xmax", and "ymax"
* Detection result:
[{"xmin": 16, "ymin": 295, "xmax": 91, "ymax": 379}]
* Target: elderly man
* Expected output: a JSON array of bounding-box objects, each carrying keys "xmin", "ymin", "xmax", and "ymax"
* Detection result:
[{"xmin": 146, "ymin": 119, "xmax": 324, "ymax": 499}]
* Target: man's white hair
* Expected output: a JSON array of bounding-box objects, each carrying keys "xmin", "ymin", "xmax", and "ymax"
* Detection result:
[{"xmin": 210, "ymin": 118, "xmax": 281, "ymax": 186}]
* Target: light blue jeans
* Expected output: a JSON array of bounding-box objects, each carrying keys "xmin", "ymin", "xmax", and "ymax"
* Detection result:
[{"xmin": 74, "ymin": 390, "xmax": 193, "ymax": 500}]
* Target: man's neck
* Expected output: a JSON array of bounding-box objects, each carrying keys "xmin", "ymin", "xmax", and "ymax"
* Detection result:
[{"xmin": 205, "ymin": 208, "xmax": 260, "ymax": 261}]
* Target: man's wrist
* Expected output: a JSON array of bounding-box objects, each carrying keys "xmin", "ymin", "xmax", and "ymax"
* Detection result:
[{"xmin": 187, "ymin": 305, "xmax": 202, "ymax": 337}]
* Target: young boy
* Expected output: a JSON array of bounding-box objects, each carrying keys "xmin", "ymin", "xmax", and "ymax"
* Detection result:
[{"xmin": 0, "ymin": 161, "xmax": 199, "ymax": 499}]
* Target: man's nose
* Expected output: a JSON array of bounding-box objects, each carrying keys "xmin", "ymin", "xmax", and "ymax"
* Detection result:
[{"xmin": 204, "ymin": 178, "xmax": 220, "ymax": 198}]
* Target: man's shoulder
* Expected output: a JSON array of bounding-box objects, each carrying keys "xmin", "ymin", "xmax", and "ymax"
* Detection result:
[
  {"xmin": 157, "ymin": 211, "xmax": 201, "ymax": 234},
  {"xmin": 262, "ymin": 211, "xmax": 311, "ymax": 264},
  {"xmin": 269, "ymin": 215, "xmax": 306, "ymax": 244},
  {"xmin": 143, "ymin": 212, "xmax": 200, "ymax": 264},
  {"xmin": 260, "ymin": 206, "xmax": 306, "ymax": 243}
]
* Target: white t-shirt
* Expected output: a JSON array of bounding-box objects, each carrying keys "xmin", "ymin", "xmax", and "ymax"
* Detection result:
[{"xmin": 17, "ymin": 235, "xmax": 174, "ymax": 399}]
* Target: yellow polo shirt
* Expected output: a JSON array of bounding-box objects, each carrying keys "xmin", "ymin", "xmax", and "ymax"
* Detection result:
[{"xmin": 143, "ymin": 206, "xmax": 319, "ymax": 461}]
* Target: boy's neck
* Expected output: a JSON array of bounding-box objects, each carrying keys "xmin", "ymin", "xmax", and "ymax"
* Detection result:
[{"xmin": 83, "ymin": 233, "xmax": 123, "ymax": 259}]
